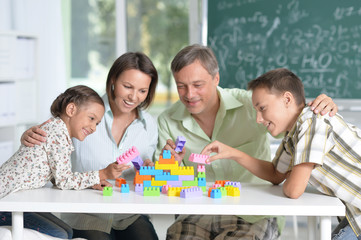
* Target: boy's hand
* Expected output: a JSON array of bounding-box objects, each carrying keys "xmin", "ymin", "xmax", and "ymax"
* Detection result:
[
  {"xmin": 162, "ymin": 139, "xmax": 186, "ymax": 163},
  {"xmin": 308, "ymin": 94, "xmax": 338, "ymax": 117},
  {"xmin": 201, "ymin": 140, "xmax": 237, "ymax": 163},
  {"xmin": 100, "ymin": 162, "xmax": 131, "ymax": 180},
  {"xmin": 92, "ymin": 179, "xmax": 112, "ymax": 191},
  {"xmin": 21, "ymin": 119, "xmax": 51, "ymax": 147}
]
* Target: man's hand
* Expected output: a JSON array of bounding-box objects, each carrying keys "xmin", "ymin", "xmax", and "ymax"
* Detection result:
[
  {"xmin": 162, "ymin": 139, "xmax": 186, "ymax": 163},
  {"xmin": 308, "ymin": 94, "xmax": 338, "ymax": 117},
  {"xmin": 142, "ymin": 159, "xmax": 154, "ymax": 167}
]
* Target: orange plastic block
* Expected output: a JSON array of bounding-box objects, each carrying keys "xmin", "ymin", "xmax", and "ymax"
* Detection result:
[
  {"xmin": 208, "ymin": 187, "xmax": 217, "ymax": 197},
  {"xmin": 115, "ymin": 178, "xmax": 127, "ymax": 187},
  {"xmin": 158, "ymin": 155, "xmax": 176, "ymax": 164},
  {"xmin": 215, "ymin": 180, "xmax": 230, "ymax": 187},
  {"xmin": 133, "ymin": 171, "xmax": 152, "ymax": 185}
]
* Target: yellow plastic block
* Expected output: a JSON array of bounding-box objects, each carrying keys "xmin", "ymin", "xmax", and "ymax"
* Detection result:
[{"xmin": 154, "ymin": 161, "xmax": 179, "ymax": 170}]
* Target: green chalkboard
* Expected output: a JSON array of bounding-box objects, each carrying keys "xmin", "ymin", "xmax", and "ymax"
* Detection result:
[{"xmin": 207, "ymin": 0, "xmax": 361, "ymax": 99}]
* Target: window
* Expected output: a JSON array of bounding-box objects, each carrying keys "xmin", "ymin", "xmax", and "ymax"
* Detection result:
[{"xmin": 64, "ymin": 0, "xmax": 190, "ymax": 108}]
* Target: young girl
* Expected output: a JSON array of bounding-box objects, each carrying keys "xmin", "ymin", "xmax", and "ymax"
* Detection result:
[{"xmin": 0, "ymin": 85, "xmax": 129, "ymax": 198}]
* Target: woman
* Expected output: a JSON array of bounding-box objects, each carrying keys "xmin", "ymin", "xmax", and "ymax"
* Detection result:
[{"xmin": 20, "ymin": 52, "xmax": 159, "ymax": 240}]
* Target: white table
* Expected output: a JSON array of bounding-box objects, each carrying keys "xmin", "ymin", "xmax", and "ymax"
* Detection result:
[{"xmin": 0, "ymin": 182, "xmax": 345, "ymax": 240}]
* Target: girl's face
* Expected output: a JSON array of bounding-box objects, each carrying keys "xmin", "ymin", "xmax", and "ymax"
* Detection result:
[
  {"xmin": 67, "ymin": 102, "xmax": 105, "ymax": 141},
  {"xmin": 112, "ymin": 69, "xmax": 151, "ymax": 114}
]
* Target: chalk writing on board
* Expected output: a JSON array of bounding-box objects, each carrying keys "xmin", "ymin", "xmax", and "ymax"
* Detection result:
[{"xmin": 208, "ymin": 0, "xmax": 361, "ymax": 98}]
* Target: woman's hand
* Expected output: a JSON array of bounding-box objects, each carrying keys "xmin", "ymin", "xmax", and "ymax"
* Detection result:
[
  {"xmin": 21, "ymin": 120, "xmax": 51, "ymax": 147},
  {"xmin": 99, "ymin": 162, "xmax": 131, "ymax": 180}
]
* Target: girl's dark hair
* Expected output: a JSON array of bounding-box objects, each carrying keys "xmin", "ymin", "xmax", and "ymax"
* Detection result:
[
  {"xmin": 50, "ymin": 85, "xmax": 104, "ymax": 117},
  {"xmin": 106, "ymin": 52, "xmax": 158, "ymax": 109}
]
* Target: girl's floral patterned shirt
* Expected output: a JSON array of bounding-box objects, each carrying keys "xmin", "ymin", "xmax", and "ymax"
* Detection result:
[{"xmin": 0, "ymin": 117, "xmax": 100, "ymax": 198}]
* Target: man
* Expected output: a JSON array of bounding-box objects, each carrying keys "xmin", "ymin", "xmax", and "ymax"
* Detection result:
[{"xmin": 155, "ymin": 44, "xmax": 337, "ymax": 239}]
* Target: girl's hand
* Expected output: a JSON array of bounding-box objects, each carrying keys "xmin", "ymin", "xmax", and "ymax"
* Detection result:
[
  {"xmin": 92, "ymin": 179, "xmax": 112, "ymax": 191},
  {"xmin": 99, "ymin": 162, "xmax": 131, "ymax": 180},
  {"xmin": 21, "ymin": 119, "xmax": 50, "ymax": 147},
  {"xmin": 162, "ymin": 139, "xmax": 186, "ymax": 163},
  {"xmin": 201, "ymin": 140, "xmax": 238, "ymax": 163}
]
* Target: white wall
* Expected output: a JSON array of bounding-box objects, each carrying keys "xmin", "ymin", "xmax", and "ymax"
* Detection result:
[{"xmin": 0, "ymin": 0, "xmax": 66, "ymax": 122}]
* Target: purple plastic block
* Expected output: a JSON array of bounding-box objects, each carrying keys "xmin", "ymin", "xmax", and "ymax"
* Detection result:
[
  {"xmin": 180, "ymin": 187, "xmax": 203, "ymax": 198},
  {"xmin": 131, "ymin": 155, "xmax": 144, "ymax": 170},
  {"xmin": 224, "ymin": 181, "xmax": 242, "ymax": 190},
  {"xmin": 135, "ymin": 184, "xmax": 144, "ymax": 192},
  {"xmin": 166, "ymin": 180, "xmax": 183, "ymax": 187},
  {"xmin": 178, "ymin": 175, "xmax": 194, "ymax": 181},
  {"xmin": 117, "ymin": 146, "xmax": 140, "ymax": 165},
  {"xmin": 175, "ymin": 136, "xmax": 186, "ymax": 152},
  {"xmin": 188, "ymin": 153, "xmax": 210, "ymax": 165}
]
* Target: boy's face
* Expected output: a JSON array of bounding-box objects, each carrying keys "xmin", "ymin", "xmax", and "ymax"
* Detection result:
[{"xmin": 252, "ymin": 87, "xmax": 294, "ymax": 136}]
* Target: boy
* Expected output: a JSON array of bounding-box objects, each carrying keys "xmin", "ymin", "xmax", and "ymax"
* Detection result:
[{"xmin": 201, "ymin": 68, "xmax": 361, "ymax": 239}]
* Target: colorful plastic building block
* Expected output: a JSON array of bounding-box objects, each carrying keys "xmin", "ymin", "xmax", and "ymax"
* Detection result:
[
  {"xmin": 158, "ymin": 155, "xmax": 177, "ymax": 164},
  {"xmin": 139, "ymin": 166, "xmax": 163, "ymax": 176},
  {"xmin": 180, "ymin": 187, "xmax": 203, "ymax": 198},
  {"xmin": 103, "ymin": 186, "xmax": 113, "ymax": 196},
  {"xmin": 133, "ymin": 171, "xmax": 152, "ymax": 185},
  {"xmin": 210, "ymin": 189, "xmax": 222, "ymax": 198},
  {"xmin": 162, "ymin": 149, "xmax": 171, "ymax": 159},
  {"xmin": 116, "ymin": 146, "xmax": 140, "ymax": 165},
  {"xmin": 135, "ymin": 183, "xmax": 144, "ymax": 193},
  {"xmin": 175, "ymin": 136, "xmax": 186, "ymax": 152},
  {"xmin": 115, "ymin": 177, "xmax": 127, "ymax": 187},
  {"xmin": 161, "ymin": 185, "xmax": 171, "ymax": 194},
  {"xmin": 224, "ymin": 181, "xmax": 241, "ymax": 190},
  {"xmin": 131, "ymin": 155, "xmax": 144, "ymax": 170},
  {"xmin": 154, "ymin": 172, "xmax": 179, "ymax": 181},
  {"xmin": 144, "ymin": 187, "xmax": 160, "ymax": 196},
  {"xmin": 197, "ymin": 177, "xmax": 206, "ymax": 187},
  {"xmin": 121, "ymin": 184, "xmax": 130, "ymax": 193},
  {"xmin": 197, "ymin": 171, "xmax": 206, "ymax": 178},
  {"xmin": 189, "ymin": 153, "xmax": 210, "ymax": 165},
  {"xmin": 226, "ymin": 186, "xmax": 241, "ymax": 196},
  {"xmin": 197, "ymin": 164, "xmax": 205, "ymax": 172}
]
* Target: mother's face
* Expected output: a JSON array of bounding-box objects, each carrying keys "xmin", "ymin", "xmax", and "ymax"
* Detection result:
[{"xmin": 111, "ymin": 69, "xmax": 151, "ymax": 114}]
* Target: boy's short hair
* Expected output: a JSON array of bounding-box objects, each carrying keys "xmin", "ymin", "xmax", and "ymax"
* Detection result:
[{"xmin": 247, "ymin": 68, "xmax": 306, "ymax": 106}]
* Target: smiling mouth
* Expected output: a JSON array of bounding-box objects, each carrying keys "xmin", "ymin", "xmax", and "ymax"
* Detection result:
[
  {"xmin": 124, "ymin": 100, "xmax": 135, "ymax": 106},
  {"xmin": 82, "ymin": 129, "xmax": 90, "ymax": 136}
]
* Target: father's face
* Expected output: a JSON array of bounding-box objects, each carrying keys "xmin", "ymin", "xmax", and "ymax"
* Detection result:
[{"xmin": 174, "ymin": 60, "xmax": 219, "ymax": 115}]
